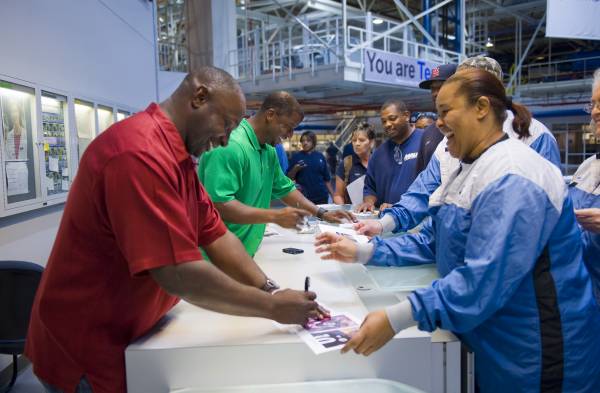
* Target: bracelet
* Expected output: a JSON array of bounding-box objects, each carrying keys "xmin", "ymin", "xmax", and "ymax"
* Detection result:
[
  {"xmin": 261, "ymin": 278, "xmax": 280, "ymax": 293},
  {"xmin": 316, "ymin": 207, "xmax": 327, "ymax": 220}
]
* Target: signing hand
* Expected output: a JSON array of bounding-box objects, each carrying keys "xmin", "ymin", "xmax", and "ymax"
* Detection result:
[
  {"xmin": 314, "ymin": 232, "xmax": 358, "ymax": 262},
  {"xmin": 273, "ymin": 207, "xmax": 311, "ymax": 229},
  {"xmin": 322, "ymin": 209, "xmax": 356, "ymax": 223},
  {"xmin": 575, "ymin": 208, "xmax": 600, "ymax": 233},
  {"xmin": 355, "ymin": 202, "xmax": 375, "ymax": 213},
  {"xmin": 341, "ymin": 310, "xmax": 395, "ymax": 356},
  {"xmin": 354, "ymin": 219, "xmax": 383, "ymax": 236},
  {"xmin": 270, "ymin": 289, "xmax": 320, "ymax": 325}
]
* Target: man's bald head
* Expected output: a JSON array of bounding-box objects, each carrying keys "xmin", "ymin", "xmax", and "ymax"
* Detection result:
[
  {"xmin": 177, "ymin": 66, "xmax": 243, "ymax": 98},
  {"xmin": 163, "ymin": 66, "xmax": 246, "ymax": 157}
]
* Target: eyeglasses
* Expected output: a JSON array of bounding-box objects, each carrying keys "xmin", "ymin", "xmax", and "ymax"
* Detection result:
[{"xmin": 583, "ymin": 101, "xmax": 600, "ymax": 114}]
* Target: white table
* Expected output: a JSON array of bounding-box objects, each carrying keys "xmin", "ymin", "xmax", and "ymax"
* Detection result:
[{"xmin": 126, "ymin": 225, "xmax": 463, "ymax": 393}]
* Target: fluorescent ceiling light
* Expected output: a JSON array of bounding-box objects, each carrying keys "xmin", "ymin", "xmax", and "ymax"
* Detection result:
[
  {"xmin": 485, "ymin": 37, "xmax": 494, "ymax": 48},
  {"xmin": 447, "ymin": 34, "xmax": 456, "ymax": 40},
  {"xmin": 373, "ymin": 18, "xmax": 384, "ymax": 25}
]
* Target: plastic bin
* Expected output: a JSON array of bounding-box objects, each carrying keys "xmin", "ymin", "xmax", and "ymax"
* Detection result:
[{"xmin": 170, "ymin": 378, "xmax": 426, "ymax": 393}]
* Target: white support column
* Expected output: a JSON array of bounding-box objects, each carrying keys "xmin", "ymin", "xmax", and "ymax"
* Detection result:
[
  {"xmin": 211, "ymin": 0, "xmax": 237, "ymax": 75},
  {"xmin": 366, "ymin": 12, "xmax": 373, "ymax": 49}
]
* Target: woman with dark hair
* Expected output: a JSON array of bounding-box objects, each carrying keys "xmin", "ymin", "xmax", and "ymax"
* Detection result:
[
  {"xmin": 355, "ymin": 56, "xmax": 561, "ymax": 238},
  {"xmin": 333, "ymin": 123, "xmax": 375, "ymax": 205},
  {"xmin": 287, "ymin": 131, "xmax": 333, "ymax": 205},
  {"xmin": 316, "ymin": 68, "xmax": 600, "ymax": 392}
]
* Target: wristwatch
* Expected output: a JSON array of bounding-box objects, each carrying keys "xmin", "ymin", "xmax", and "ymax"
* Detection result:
[
  {"xmin": 261, "ymin": 278, "xmax": 280, "ymax": 293},
  {"xmin": 316, "ymin": 207, "xmax": 327, "ymax": 220}
]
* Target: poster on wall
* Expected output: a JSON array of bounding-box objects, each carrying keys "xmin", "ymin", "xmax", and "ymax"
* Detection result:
[
  {"xmin": 0, "ymin": 82, "xmax": 37, "ymax": 204},
  {"xmin": 546, "ymin": 0, "xmax": 600, "ymax": 40},
  {"xmin": 5, "ymin": 161, "xmax": 29, "ymax": 196}
]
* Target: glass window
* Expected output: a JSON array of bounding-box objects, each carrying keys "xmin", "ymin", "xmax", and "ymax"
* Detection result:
[
  {"xmin": 75, "ymin": 99, "xmax": 96, "ymax": 160},
  {"xmin": 41, "ymin": 92, "xmax": 71, "ymax": 196},
  {"xmin": 117, "ymin": 110, "xmax": 130, "ymax": 122},
  {"xmin": 0, "ymin": 81, "xmax": 40, "ymax": 206},
  {"xmin": 97, "ymin": 105, "xmax": 114, "ymax": 133}
]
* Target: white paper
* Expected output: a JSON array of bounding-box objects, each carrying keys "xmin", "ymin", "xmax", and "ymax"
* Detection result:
[
  {"xmin": 62, "ymin": 167, "xmax": 69, "ymax": 177},
  {"xmin": 46, "ymin": 176, "xmax": 55, "ymax": 191},
  {"xmin": 5, "ymin": 161, "xmax": 29, "ymax": 196},
  {"xmin": 318, "ymin": 223, "xmax": 369, "ymax": 244},
  {"xmin": 49, "ymin": 156, "xmax": 59, "ymax": 172},
  {"xmin": 263, "ymin": 224, "xmax": 280, "ymax": 237},
  {"xmin": 61, "ymin": 180, "xmax": 70, "ymax": 191},
  {"xmin": 346, "ymin": 175, "xmax": 365, "ymax": 206},
  {"xmin": 296, "ymin": 312, "xmax": 361, "ymax": 355}
]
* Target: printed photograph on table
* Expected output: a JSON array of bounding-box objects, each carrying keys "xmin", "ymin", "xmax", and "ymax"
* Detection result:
[
  {"xmin": 310, "ymin": 328, "xmax": 355, "ymax": 349},
  {"xmin": 306, "ymin": 314, "xmax": 358, "ymax": 333},
  {"xmin": 0, "ymin": 81, "xmax": 38, "ymax": 205},
  {"xmin": 297, "ymin": 309, "xmax": 361, "ymax": 355}
]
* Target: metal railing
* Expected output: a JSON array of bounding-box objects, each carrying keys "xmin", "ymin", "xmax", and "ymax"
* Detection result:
[
  {"xmin": 346, "ymin": 26, "xmax": 462, "ymax": 65},
  {"xmin": 551, "ymin": 123, "xmax": 598, "ymax": 175},
  {"xmin": 334, "ymin": 116, "xmax": 363, "ymax": 150},
  {"xmin": 229, "ymin": 32, "xmax": 342, "ymax": 82},
  {"xmin": 158, "ymin": 42, "xmax": 189, "ymax": 72},
  {"xmin": 520, "ymin": 56, "xmax": 600, "ymax": 85},
  {"xmin": 229, "ymin": 15, "xmax": 461, "ymax": 82}
]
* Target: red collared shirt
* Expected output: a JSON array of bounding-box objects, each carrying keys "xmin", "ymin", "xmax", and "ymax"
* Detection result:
[{"xmin": 26, "ymin": 103, "xmax": 226, "ymax": 393}]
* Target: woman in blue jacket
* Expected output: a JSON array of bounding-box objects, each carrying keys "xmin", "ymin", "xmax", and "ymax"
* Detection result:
[
  {"xmin": 355, "ymin": 56, "xmax": 561, "ymax": 237},
  {"xmin": 316, "ymin": 69, "xmax": 600, "ymax": 392},
  {"xmin": 288, "ymin": 131, "xmax": 333, "ymax": 204}
]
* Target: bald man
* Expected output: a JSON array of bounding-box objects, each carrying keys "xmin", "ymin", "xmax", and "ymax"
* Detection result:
[
  {"xmin": 199, "ymin": 91, "xmax": 353, "ymax": 257},
  {"xmin": 26, "ymin": 68, "xmax": 322, "ymax": 393}
]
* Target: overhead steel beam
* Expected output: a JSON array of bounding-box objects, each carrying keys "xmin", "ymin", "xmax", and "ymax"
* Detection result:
[
  {"xmin": 467, "ymin": 0, "xmax": 545, "ymax": 14},
  {"xmin": 250, "ymin": 0, "xmax": 299, "ymax": 13},
  {"xmin": 348, "ymin": 0, "xmax": 455, "ymax": 54},
  {"xmin": 470, "ymin": 0, "xmax": 541, "ymax": 25},
  {"xmin": 236, "ymin": 8, "xmax": 286, "ymax": 25},
  {"xmin": 304, "ymin": 0, "xmax": 377, "ymax": 18},
  {"xmin": 272, "ymin": 0, "xmax": 342, "ymax": 59},
  {"xmin": 508, "ymin": 13, "xmax": 546, "ymax": 90},
  {"xmin": 367, "ymin": 0, "xmax": 376, "ymax": 12},
  {"xmin": 392, "ymin": 0, "xmax": 441, "ymax": 49}
]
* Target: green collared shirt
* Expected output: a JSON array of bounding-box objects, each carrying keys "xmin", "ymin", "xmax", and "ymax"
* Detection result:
[{"xmin": 198, "ymin": 119, "xmax": 296, "ymax": 256}]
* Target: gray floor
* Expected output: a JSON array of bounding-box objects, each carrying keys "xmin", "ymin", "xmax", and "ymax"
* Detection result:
[{"xmin": 7, "ymin": 366, "xmax": 46, "ymax": 393}]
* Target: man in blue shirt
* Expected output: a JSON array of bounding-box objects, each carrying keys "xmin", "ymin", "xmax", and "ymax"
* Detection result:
[
  {"xmin": 357, "ymin": 99, "xmax": 423, "ymax": 212},
  {"xmin": 275, "ymin": 143, "xmax": 289, "ymax": 173}
]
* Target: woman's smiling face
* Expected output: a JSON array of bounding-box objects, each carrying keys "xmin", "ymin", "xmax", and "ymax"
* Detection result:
[{"xmin": 436, "ymin": 81, "xmax": 483, "ymax": 160}]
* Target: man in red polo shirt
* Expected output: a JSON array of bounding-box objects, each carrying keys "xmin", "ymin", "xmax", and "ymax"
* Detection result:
[{"xmin": 26, "ymin": 67, "xmax": 321, "ymax": 393}]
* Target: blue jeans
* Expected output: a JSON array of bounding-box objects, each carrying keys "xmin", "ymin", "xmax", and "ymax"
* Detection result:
[{"xmin": 41, "ymin": 377, "xmax": 94, "ymax": 393}]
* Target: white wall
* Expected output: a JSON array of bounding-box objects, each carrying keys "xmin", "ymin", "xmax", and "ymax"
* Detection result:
[
  {"xmin": 158, "ymin": 70, "xmax": 186, "ymax": 101},
  {"xmin": 0, "ymin": 0, "xmax": 158, "ymax": 109},
  {"xmin": 0, "ymin": 0, "xmax": 158, "ymax": 373},
  {"xmin": 212, "ymin": 0, "xmax": 238, "ymax": 76}
]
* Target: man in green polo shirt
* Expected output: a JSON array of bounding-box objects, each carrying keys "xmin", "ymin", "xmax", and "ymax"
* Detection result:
[{"xmin": 199, "ymin": 91, "xmax": 353, "ymax": 256}]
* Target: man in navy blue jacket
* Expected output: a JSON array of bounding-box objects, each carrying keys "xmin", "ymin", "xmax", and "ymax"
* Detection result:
[{"xmin": 357, "ymin": 99, "xmax": 423, "ymax": 212}]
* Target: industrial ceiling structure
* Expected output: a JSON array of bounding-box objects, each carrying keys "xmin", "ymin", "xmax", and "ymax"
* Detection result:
[{"xmin": 157, "ymin": 0, "xmax": 599, "ymax": 113}]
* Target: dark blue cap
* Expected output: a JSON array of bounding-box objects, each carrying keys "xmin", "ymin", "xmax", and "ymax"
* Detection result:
[{"xmin": 419, "ymin": 64, "xmax": 457, "ymax": 89}]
